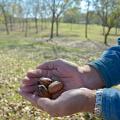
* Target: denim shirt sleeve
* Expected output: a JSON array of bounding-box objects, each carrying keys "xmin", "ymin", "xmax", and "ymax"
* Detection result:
[
  {"xmin": 101, "ymin": 88, "xmax": 120, "ymax": 120},
  {"xmin": 88, "ymin": 46, "xmax": 120, "ymax": 88}
]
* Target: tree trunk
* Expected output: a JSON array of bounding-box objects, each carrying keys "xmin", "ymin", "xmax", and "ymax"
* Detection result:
[
  {"xmin": 50, "ymin": 11, "xmax": 55, "ymax": 39},
  {"xmin": 56, "ymin": 17, "xmax": 59, "ymax": 36},
  {"xmin": 35, "ymin": 17, "xmax": 38, "ymax": 34},
  {"xmin": 9, "ymin": 16, "xmax": 13, "ymax": 31},
  {"xmin": 104, "ymin": 34, "xmax": 107, "ymax": 45},
  {"xmin": 71, "ymin": 21, "xmax": 73, "ymax": 31},
  {"xmin": 19, "ymin": 18, "xmax": 22, "ymax": 32},
  {"xmin": 85, "ymin": 1, "xmax": 90, "ymax": 39},
  {"xmin": 104, "ymin": 27, "xmax": 111, "ymax": 45},
  {"xmin": 41, "ymin": 17, "xmax": 44, "ymax": 30},
  {"xmin": 102, "ymin": 24, "xmax": 106, "ymax": 35},
  {"xmin": 25, "ymin": 18, "xmax": 28, "ymax": 37},
  {"xmin": 85, "ymin": 22, "xmax": 88, "ymax": 39},
  {"xmin": 1, "ymin": 5, "xmax": 9, "ymax": 35},
  {"xmin": 50, "ymin": 0, "xmax": 55, "ymax": 40},
  {"xmin": 85, "ymin": 11, "xmax": 89, "ymax": 39},
  {"xmin": 44, "ymin": 16, "xmax": 47, "ymax": 29},
  {"xmin": 22, "ymin": 19, "xmax": 25, "ymax": 32}
]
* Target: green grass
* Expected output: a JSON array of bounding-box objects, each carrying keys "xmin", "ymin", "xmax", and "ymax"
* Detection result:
[
  {"xmin": 0, "ymin": 23, "xmax": 119, "ymax": 44},
  {"xmin": 0, "ymin": 23, "xmax": 119, "ymax": 120}
]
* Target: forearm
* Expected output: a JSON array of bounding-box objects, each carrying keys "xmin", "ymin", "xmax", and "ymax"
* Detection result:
[
  {"xmin": 80, "ymin": 65, "xmax": 105, "ymax": 89},
  {"xmin": 80, "ymin": 46, "xmax": 120, "ymax": 89},
  {"xmin": 85, "ymin": 89, "xmax": 96, "ymax": 113},
  {"xmin": 88, "ymin": 46, "xmax": 120, "ymax": 88}
]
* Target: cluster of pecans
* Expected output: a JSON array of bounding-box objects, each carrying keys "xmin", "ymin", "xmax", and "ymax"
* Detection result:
[{"xmin": 34, "ymin": 76, "xmax": 64, "ymax": 98}]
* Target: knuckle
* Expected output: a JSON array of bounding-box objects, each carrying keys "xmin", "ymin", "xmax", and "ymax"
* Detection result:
[
  {"xmin": 80, "ymin": 88, "xmax": 88, "ymax": 91},
  {"xmin": 56, "ymin": 58, "xmax": 63, "ymax": 62}
]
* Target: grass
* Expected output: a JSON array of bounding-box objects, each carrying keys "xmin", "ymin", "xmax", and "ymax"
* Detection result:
[{"xmin": 0, "ymin": 23, "xmax": 119, "ymax": 120}]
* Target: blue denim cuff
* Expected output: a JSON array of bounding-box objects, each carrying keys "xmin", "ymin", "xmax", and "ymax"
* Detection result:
[
  {"xmin": 94, "ymin": 89, "xmax": 103, "ymax": 117},
  {"xmin": 102, "ymin": 88, "xmax": 120, "ymax": 120}
]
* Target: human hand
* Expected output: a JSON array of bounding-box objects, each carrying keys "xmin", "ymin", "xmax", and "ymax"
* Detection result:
[
  {"xmin": 24, "ymin": 59, "xmax": 85, "ymax": 93},
  {"xmin": 19, "ymin": 87, "xmax": 96, "ymax": 117},
  {"xmin": 23, "ymin": 59, "xmax": 104, "ymax": 91},
  {"xmin": 21, "ymin": 59, "xmax": 104, "ymax": 100}
]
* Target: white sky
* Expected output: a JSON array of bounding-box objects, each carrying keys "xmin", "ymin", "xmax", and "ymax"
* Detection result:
[{"xmin": 80, "ymin": 1, "xmax": 94, "ymax": 13}]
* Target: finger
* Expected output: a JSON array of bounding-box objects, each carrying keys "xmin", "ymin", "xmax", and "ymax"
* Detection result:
[
  {"xmin": 21, "ymin": 77, "xmax": 38, "ymax": 86},
  {"xmin": 27, "ymin": 69, "xmax": 48, "ymax": 78},
  {"xmin": 18, "ymin": 89, "xmax": 39, "ymax": 108},
  {"xmin": 20, "ymin": 85, "xmax": 37, "ymax": 93}
]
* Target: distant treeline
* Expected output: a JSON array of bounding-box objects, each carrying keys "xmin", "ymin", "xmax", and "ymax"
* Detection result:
[{"xmin": 0, "ymin": 0, "xmax": 120, "ymax": 45}]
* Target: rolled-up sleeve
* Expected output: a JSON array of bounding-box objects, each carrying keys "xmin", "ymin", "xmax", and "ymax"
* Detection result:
[
  {"xmin": 101, "ymin": 88, "xmax": 120, "ymax": 120},
  {"xmin": 89, "ymin": 46, "xmax": 120, "ymax": 88}
]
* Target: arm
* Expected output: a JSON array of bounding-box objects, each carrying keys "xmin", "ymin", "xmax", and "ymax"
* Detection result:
[
  {"xmin": 88, "ymin": 46, "xmax": 120, "ymax": 88},
  {"xmin": 19, "ymin": 45, "xmax": 120, "ymax": 118}
]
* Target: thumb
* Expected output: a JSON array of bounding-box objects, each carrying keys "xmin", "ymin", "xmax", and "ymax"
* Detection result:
[
  {"xmin": 37, "ymin": 98, "xmax": 60, "ymax": 117},
  {"xmin": 37, "ymin": 98, "xmax": 52, "ymax": 110}
]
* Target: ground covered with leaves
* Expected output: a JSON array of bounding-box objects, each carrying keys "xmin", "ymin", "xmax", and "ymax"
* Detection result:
[{"xmin": 0, "ymin": 35, "xmax": 112, "ymax": 120}]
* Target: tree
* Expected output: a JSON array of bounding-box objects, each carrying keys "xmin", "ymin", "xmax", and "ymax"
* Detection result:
[
  {"xmin": 104, "ymin": 9, "xmax": 120, "ymax": 45},
  {"xmin": 45, "ymin": 0, "xmax": 80, "ymax": 39},
  {"xmin": 93, "ymin": 0, "xmax": 108, "ymax": 35},
  {"xmin": 85, "ymin": 0, "xmax": 91, "ymax": 39},
  {"xmin": 55, "ymin": 0, "xmax": 75, "ymax": 37},
  {"xmin": 0, "ymin": 0, "xmax": 9, "ymax": 34},
  {"xmin": 63, "ymin": 7, "xmax": 80, "ymax": 31},
  {"xmin": 23, "ymin": 0, "xmax": 32, "ymax": 37},
  {"xmin": 32, "ymin": 0, "xmax": 40, "ymax": 34},
  {"xmin": 8, "ymin": 0, "xmax": 22, "ymax": 31},
  {"xmin": 93, "ymin": 0, "xmax": 120, "ymax": 45},
  {"xmin": 63, "ymin": 8, "xmax": 80, "ymax": 24}
]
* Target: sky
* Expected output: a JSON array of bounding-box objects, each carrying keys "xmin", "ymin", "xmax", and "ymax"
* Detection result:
[{"xmin": 80, "ymin": 0, "xmax": 94, "ymax": 13}]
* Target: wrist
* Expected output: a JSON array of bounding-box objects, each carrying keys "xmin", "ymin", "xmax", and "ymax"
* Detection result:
[
  {"xmin": 87, "ymin": 90, "xmax": 96, "ymax": 112},
  {"xmin": 82, "ymin": 89, "xmax": 96, "ymax": 112},
  {"xmin": 80, "ymin": 65, "xmax": 104, "ymax": 89}
]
